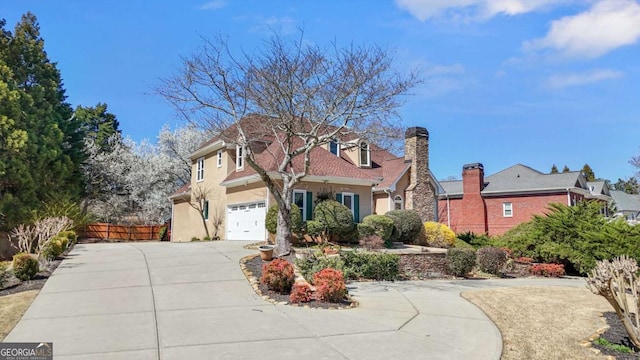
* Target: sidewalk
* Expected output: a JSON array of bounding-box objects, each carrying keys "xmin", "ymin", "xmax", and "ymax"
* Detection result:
[{"xmin": 4, "ymin": 241, "xmax": 582, "ymax": 359}]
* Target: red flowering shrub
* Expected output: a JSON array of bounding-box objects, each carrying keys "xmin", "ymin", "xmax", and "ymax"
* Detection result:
[
  {"xmin": 313, "ymin": 268, "xmax": 347, "ymax": 303},
  {"xmin": 529, "ymin": 263, "xmax": 565, "ymax": 277},
  {"xmin": 289, "ymin": 283, "xmax": 314, "ymax": 303},
  {"xmin": 516, "ymin": 257, "xmax": 533, "ymax": 264},
  {"xmin": 261, "ymin": 258, "xmax": 295, "ymax": 293}
]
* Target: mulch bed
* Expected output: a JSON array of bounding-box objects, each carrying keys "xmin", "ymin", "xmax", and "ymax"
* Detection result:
[
  {"xmin": 593, "ymin": 312, "xmax": 639, "ymax": 359},
  {"xmin": 0, "ymin": 258, "xmax": 62, "ymax": 297},
  {"xmin": 243, "ymin": 252, "xmax": 354, "ymax": 309}
]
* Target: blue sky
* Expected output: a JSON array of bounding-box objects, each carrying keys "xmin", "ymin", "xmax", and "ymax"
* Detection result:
[{"xmin": 3, "ymin": 0, "xmax": 640, "ymax": 181}]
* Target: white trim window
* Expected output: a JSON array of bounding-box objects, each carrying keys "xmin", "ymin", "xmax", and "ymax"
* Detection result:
[
  {"xmin": 359, "ymin": 141, "xmax": 370, "ymax": 167},
  {"xmin": 293, "ymin": 190, "xmax": 306, "ymax": 221},
  {"xmin": 236, "ymin": 145, "xmax": 244, "ymax": 170},
  {"xmin": 503, "ymin": 202, "xmax": 513, "ymax": 217},
  {"xmin": 394, "ymin": 195, "xmax": 403, "ymax": 210},
  {"xmin": 329, "ymin": 139, "xmax": 340, "ymax": 156},
  {"xmin": 216, "ymin": 150, "xmax": 223, "ymax": 168},
  {"xmin": 196, "ymin": 157, "xmax": 205, "ymax": 182},
  {"xmin": 342, "ymin": 192, "xmax": 355, "ymax": 216}
]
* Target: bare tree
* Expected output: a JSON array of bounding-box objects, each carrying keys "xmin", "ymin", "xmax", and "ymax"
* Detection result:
[
  {"xmin": 157, "ymin": 33, "xmax": 419, "ymax": 255},
  {"xmin": 10, "ymin": 217, "xmax": 73, "ymax": 256}
]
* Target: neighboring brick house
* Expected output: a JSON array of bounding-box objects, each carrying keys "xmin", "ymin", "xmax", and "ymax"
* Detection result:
[
  {"xmin": 438, "ymin": 163, "xmax": 612, "ymax": 236},
  {"xmin": 169, "ymin": 117, "xmax": 440, "ymax": 242}
]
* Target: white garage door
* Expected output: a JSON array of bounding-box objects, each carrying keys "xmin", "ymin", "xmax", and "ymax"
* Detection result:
[{"xmin": 226, "ymin": 202, "xmax": 267, "ymax": 241}]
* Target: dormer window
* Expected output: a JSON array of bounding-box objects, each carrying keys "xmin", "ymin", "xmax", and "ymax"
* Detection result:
[
  {"xmin": 236, "ymin": 145, "xmax": 244, "ymax": 170},
  {"xmin": 359, "ymin": 141, "xmax": 370, "ymax": 167},
  {"xmin": 329, "ymin": 139, "xmax": 340, "ymax": 156}
]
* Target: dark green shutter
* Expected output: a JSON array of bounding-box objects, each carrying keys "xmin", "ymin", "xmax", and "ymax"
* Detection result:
[
  {"xmin": 306, "ymin": 191, "xmax": 313, "ymax": 220},
  {"xmin": 336, "ymin": 193, "xmax": 342, "ymax": 203},
  {"xmin": 354, "ymin": 194, "xmax": 360, "ymax": 222},
  {"xmin": 203, "ymin": 200, "xmax": 209, "ymax": 219}
]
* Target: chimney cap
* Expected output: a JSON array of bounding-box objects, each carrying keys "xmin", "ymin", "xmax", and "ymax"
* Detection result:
[
  {"xmin": 405, "ymin": 126, "xmax": 429, "ymax": 139},
  {"xmin": 463, "ymin": 163, "xmax": 484, "ymax": 171}
]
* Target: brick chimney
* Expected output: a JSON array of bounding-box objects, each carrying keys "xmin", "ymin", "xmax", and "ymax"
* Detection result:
[
  {"xmin": 404, "ymin": 126, "xmax": 435, "ymax": 221},
  {"xmin": 461, "ymin": 163, "xmax": 487, "ymax": 234}
]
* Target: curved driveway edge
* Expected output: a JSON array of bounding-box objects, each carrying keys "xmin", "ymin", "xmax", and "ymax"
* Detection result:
[{"xmin": 4, "ymin": 242, "xmax": 585, "ymax": 359}]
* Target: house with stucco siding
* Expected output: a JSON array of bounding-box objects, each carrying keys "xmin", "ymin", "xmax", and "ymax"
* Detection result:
[{"xmin": 169, "ymin": 118, "xmax": 441, "ymax": 242}]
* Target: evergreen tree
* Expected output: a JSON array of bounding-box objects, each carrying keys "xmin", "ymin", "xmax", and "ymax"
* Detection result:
[
  {"xmin": 581, "ymin": 163, "xmax": 596, "ymax": 181},
  {"xmin": 0, "ymin": 13, "xmax": 84, "ymax": 229},
  {"xmin": 75, "ymin": 103, "xmax": 121, "ymax": 152},
  {"xmin": 562, "ymin": 165, "xmax": 570, "ymax": 173},
  {"xmin": 613, "ymin": 177, "xmax": 639, "ymax": 194},
  {"xmin": 550, "ymin": 164, "xmax": 559, "ymax": 174}
]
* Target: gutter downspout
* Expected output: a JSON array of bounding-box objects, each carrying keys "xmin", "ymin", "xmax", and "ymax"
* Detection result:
[
  {"xmin": 385, "ymin": 189, "xmax": 392, "ymax": 212},
  {"xmin": 446, "ymin": 193, "xmax": 451, "ymax": 228},
  {"xmin": 566, "ymin": 188, "xmax": 571, "ymax": 206}
]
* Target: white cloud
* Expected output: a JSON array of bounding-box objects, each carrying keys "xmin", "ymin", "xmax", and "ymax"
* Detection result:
[
  {"xmin": 545, "ymin": 68, "xmax": 623, "ymax": 88},
  {"xmin": 249, "ymin": 16, "xmax": 297, "ymax": 35},
  {"xmin": 199, "ymin": 0, "xmax": 226, "ymax": 10},
  {"xmin": 395, "ymin": 0, "xmax": 575, "ymax": 21},
  {"xmin": 525, "ymin": 0, "xmax": 640, "ymax": 58}
]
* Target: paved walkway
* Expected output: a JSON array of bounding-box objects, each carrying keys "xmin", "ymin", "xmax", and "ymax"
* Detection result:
[{"xmin": 5, "ymin": 242, "xmax": 586, "ymax": 359}]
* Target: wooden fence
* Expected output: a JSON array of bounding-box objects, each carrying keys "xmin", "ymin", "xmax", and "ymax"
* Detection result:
[{"xmin": 80, "ymin": 223, "xmax": 169, "ymax": 241}]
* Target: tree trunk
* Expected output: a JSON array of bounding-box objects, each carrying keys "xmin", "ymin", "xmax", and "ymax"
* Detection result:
[{"xmin": 274, "ymin": 208, "xmax": 292, "ymax": 257}]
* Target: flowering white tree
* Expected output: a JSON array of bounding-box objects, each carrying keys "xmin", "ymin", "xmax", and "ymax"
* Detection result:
[{"xmin": 82, "ymin": 125, "xmax": 209, "ymax": 224}]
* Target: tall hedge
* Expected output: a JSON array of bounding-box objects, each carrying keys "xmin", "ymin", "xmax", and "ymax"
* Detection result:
[{"xmin": 385, "ymin": 210, "xmax": 423, "ymax": 244}]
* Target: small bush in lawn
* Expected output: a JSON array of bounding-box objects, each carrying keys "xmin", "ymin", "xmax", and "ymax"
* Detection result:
[
  {"xmin": 529, "ymin": 263, "xmax": 565, "ymax": 277},
  {"xmin": 447, "ymin": 248, "xmax": 477, "ymax": 277},
  {"xmin": 158, "ymin": 226, "xmax": 168, "ymax": 241},
  {"xmin": 423, "ymin": 222, "xmax": 456, "ymax": 248},
  {"xmin": 261, "ymin": 258, "xmax": 295, "ymax": 294},
  {"xmin": 359, "ymin": 234, "xmax": 385, "ymax": 251},
  {"xmin": 203, "ymin": 236, "xmax": 211, "ymax": 241},
  {"xmin": 385, "ymin": 210, "xmax": 423, "ymax": 244},
  {"xmin": 12, "ymin": 253, "xmax": 39, "ymax": 281},
  {"xmin": 0, "ymin": 261, "xmax": 10, "ymax": 287},
  {"xmin": 313, "ymin": 268, "xmax": 347, "ymax": 303},
  {"xmin": 477, "ymin": 247, "xmax": 508, "ymax": 275},
  {"xmin": 289, "ymin": 283, "xmax": 314, "ymax": 303},
  {"xmin": 340, "ymin": 251, "xmax": 400, "ymax": 281},
  {"xmin": 266, "ymin": 204, "xmax": 302, "ymax": 234},
  {"xmin": 295, "ymin": 251, "xmax": 344, "ymax": 283},
  {"xmin": 357, "ymin": 215, "xmax": 394, "ymax": 245},
  {"xmin": 59, "ymin": 230, "xmax": 78, "ymax": 245},
  {"xmin": 191, "ymin": 237, "xmax": 201, "ymax": 242},
  {"xmin": 41, "ymin": 237, "xmax": 65, "ymax": 260}
]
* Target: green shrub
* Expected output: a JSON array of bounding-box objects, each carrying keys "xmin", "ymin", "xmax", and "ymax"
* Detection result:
[
  {"xmin": 358, "ymin": 215, "xmax": 394, "ymax": 243},
  {"xmin": 447, "ymin": 248, "xmax": 477, "ymax": 277},
  {"xmin": 0, "ymin": 261, "xmax": 10, "ymax": 287},
  {"xmin": 457, "ymin": 231, "xmax": 493, "ymax": 249},
  {"xmin": 313, "ymin": 200, "xmax": 354, "ymax": 239},
  {"xmin": 12, "ymin": 253, "xmax": 39, "ymax": 281},
  {"xmin": 340, "ymin": 251, "xmax": 400, "ymax": 281},
  {"xmin": 158, "ymin": 226, "xmax": 168, "ymax": 241},
  {"xmin": 266, "ymin": 204, "xmax": 302, "ymax": 234},
  {"xmin": 190, "ymin": 237, "xmax": 201, "ymax": 242},
  {"xmin": 423, "ymin": 222, "xmax": 456, "ymax": 248},
  {"xmin": 385, "ymin": 210, "xmax": 423, "ymax": 244},
  {"xmin": 58, "ymin": 230, "xmax": 78, "ymax": 245},
  {"xmin": 260, "ymin": 259, "xmax": 295, "ymax": 293},
  {"xmin": 313, "ymin": 268, "xmax": 347, "ymax": 302},
  {"xmin": 497, "ymin": 201, "xmax": 640, "ymax": 274},
  {"xmin": 477, "ymin": 247, "xmax": 508, "ymax": 275},
  {"xmin": 203, "ymin": 236, "xmax": 211, "ymax": 241},
  {"xmin": 305, "ymin": 220, "xmax": 323, "ymax": 237},
  {"xmin": 295, "ymin": 251, "xmax": 345, "ymax": 283},
  {"xmin": 41, "ymin": 237, "xmax": 66, "ymax": 260},
  {"xmin": 453, "ymin": 238, "xmax": 474, "ymax": 249}
]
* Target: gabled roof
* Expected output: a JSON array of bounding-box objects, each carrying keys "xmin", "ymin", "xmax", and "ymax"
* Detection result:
[
  {"xmin": 610, "ymin": 190, "xmax": 640, "ymax": 212},
  {"xmin": 169, "ymin": 183, "xmax": 191, "ymax": 199},
  {"xmin": 440, "ymin": 164, "xmax": 590, "ymax": 197}
]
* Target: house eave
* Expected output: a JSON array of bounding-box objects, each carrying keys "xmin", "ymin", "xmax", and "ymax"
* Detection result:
[
  {"xmin": 220, "ymin": 173, "xmax": 379, "ymax": 188},
  {"xmin": 189, "ymin": 140, "xmax": 226, "ymax": 160}
]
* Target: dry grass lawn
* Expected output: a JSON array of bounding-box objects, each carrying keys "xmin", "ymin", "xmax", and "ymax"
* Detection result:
[
  {"xmin": 462, "ymin": 286, "xmax": 612, "ymax": 360},
  {"xmin": 0, "ymin": 290, "xmax": 39, "ymax": 341}
]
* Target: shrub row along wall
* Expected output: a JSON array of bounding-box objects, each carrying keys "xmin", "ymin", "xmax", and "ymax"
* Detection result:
[
  {"xmin": 80, "ymin": 223, "xmax": 167, "ymax": 241},
  {"xmin": 399, "ymin": 253, "xmax": 449, "ymax": 279}
]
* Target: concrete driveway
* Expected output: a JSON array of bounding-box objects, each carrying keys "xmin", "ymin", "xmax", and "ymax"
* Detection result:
[{"xmin": 4, "ymin": 242, "xmax": 585, "ymax": 359}]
